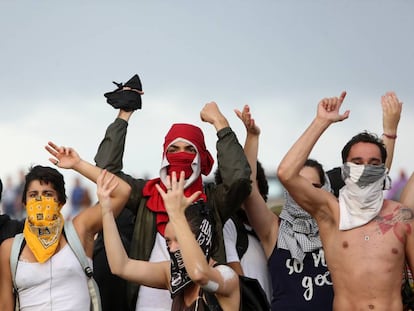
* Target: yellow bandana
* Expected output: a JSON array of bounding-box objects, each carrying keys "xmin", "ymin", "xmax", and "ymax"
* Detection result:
[{"xmin": 23, "ymin": 196, "xmax": 64, "ymax": 263}]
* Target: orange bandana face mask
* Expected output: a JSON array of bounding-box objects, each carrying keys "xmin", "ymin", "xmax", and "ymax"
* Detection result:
[{"xmin": 23, "ymin": 196, "xmax": 64, "ymax": 263}]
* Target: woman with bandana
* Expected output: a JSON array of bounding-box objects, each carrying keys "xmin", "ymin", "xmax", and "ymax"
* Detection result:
[
  {"xmin": 235, "ymin": 105, "xmax": 333, "ymax": 310},
  {"xmin": 277, "ymin": 91, "xmax": 414, "ymax": 310},
  {"xmin": 100, "ymin": 170, "xmax": 240, "ymax": 311},
  {"xmin": 0, "ymin": 142, "xmax": 131, "ymax": 311},
  {"xmin": 94, "ymin": 86, "xmax": 251, "ymax": 311}
]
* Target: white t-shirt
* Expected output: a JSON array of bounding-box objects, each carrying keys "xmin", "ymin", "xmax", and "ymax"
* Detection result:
[
  {"xmin": 135, "ymin": 232, "xmax": 172, "ymax": 311},
  {"xmin": 223, "ymin": 218, "xmax": 272, "ymax": 303},
  {"xmin": 16, "ymin": 244, "xmax": 91, "ymax": 310}
]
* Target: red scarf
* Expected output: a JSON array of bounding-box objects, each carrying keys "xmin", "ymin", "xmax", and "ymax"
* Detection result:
[{"xmin": 142, "ymin": 177, "xmax": 206, "ymax": 235}]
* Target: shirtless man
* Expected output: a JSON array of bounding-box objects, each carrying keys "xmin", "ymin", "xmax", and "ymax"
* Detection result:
[{"xmin": 277, "ymin": 91, "xmax": 413, "ymax": 310}]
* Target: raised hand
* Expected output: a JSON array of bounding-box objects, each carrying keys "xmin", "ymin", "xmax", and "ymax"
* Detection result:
[
  {"xmin": 155, "ymin": 171, "xmax": 201, "ymax": 218},
  {"xmin": 200, "ymin": 101, "xmax": 229, "ymax": 131},
  {"xmin": 97, "ymin": 169, "xmax": 118, "ymax": 215},
  {"xmin": 381, "ymin": 91, "xmax": 402, "ymax": 135},
  {"xmin": 317, "ymin": 91, "xmax": 350, "ymax": 123},
  {"xmin": 45, "ymin": 141, "xmax": 81, "ymax": 169},
  {"xmin": 234, "ymin": 104, "xmax": 260, "ymax": 136}
]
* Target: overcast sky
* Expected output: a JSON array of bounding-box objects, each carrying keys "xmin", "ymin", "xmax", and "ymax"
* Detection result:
[{"xmin": 1, "ymin": 0, "xmax": 413, "ymax": 203}]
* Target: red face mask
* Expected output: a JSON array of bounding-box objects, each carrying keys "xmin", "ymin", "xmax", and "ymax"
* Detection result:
[{"xmin": 166, "ymin": 152, "xmax": 196, "ymax": 179}]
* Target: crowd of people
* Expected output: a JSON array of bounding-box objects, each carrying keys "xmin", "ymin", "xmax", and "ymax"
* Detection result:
[{"xmin": 0, "ymin": 73, "xmax": 412, "ymax": 311}]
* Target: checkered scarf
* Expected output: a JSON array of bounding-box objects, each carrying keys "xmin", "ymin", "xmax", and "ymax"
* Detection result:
[{"xmin": 277, "ymin": 174, "xmax": 331, "ymax": 263}]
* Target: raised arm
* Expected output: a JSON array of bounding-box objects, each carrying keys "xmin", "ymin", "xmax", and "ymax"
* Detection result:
[
  {"xmin": 277, "ymin": 92, "xmax": 349, "ymax": 219},
  {"xmin": 200, "ymin": 102, "xmax": 252, "ymax": 221},
  {"xmin": 156, "ymin": 172, "xmax": 239, "ymax": 299},
  {"xmin": 381, "ymin": 91, "xmax": 402, "ymax": 171},
  {"xmin": 234, "ymin": 105, "xmax": 278, "ymax": 257},
  {"xmin": 98, "ymin": 171, "xmax": 169, "ymax": 289},
  {"xmin": 45, "ymin": 142, "xmax": 131, "ymax": 255}
]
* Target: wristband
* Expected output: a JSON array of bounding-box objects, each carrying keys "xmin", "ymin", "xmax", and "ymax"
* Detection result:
[{"xmin": 382, "ymin": 133, "xmax": 397, "ymax": 139}]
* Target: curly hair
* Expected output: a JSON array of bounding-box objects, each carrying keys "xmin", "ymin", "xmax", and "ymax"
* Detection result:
[{"xmin": 22, "ymin": 165, "xmax": 67, "ymax": 205}]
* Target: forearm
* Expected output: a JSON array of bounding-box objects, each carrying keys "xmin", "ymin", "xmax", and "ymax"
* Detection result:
[
  {"xmin": 243, "ymin": 133, "xmax": 259, "ymax": 182},
  {"xmin": 94, "ymin": 118, "xmax": 128, "ymax": 173},
  {"xmin": 382, "ymin": 135, "xmax": 396, "ymax": 171},
  {"xmin": 170, "ymin": 215, "xmax": 210, "ymax": 281},
  {"xmin": 211, "ymin": 116, "xmax": 230, "ymax": 132},
  {"xmin": 102, "ymin": 211, "xmax": 131, "ymax": 276},
  {"xmin": 216, "ymin": 127, "xmax": 251, "ymax": 188},
  {"xmin": 278, "ymin": 117, "xmax": 330, "ymax": 182},
  {"xmin": 215, "ymin": 127, "xmax": 252, "ymax": 221},
  {"xmin": 73, "ymin": 159, "xmax": 102, "ymax": 183},
  {"xmin": 73, "ymin": 160, "xmax": 131, "ymax": 202}
]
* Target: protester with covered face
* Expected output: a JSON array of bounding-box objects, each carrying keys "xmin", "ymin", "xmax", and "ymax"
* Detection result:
[
  {"xmin": 233, "ymin": 105, "xmax": 333, "ymax": 310},
  {"xmin": 100, "ymin": 171, "xmax": 240, "ymax": 310},
  {"xmin": 0, "ymin": 142, "xmax": 131, "ymax": 310},
  {"xmin": 93, "ymin": 74, "xmax": 251, "ymax": 311},
  {"xmin": 277, "ymin": 91, "xmax": 413, "ymax": 310}
]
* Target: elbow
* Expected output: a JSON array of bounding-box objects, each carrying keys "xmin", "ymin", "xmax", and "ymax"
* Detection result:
[
  {"xmin": 277, "ymin": 163, "xmax": 292, "ymax": 185},
  {"xmin": 187, "ymin": 266, "xmax": 210, "ymax": 286},
  {"xmin": 120, "ymin": 184, "xmax": 132, "ymax": 206},
  {"xmin": 108, "ymin": 263, "xmax": 124, "ymax": 278}
]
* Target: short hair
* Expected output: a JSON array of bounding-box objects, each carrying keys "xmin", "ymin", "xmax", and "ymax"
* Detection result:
[
  {"xmin": 304, "ymin": 159, "xmax": 325, "ymax": 185},
  {"xmin": 341, "ymin": 131, "xmax": 387, "ymax": 164},
  {"xmin": 214, "ymin": 160, "xmax": 269, "ymax": 202},
  {"xmin": 22, "ymin": 165, "xmax": 67, "ymax": 205}
]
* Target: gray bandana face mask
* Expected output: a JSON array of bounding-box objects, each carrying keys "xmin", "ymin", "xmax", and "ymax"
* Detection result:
[
  {"xmin": 338, "ymin": 162, "xmax": 390, "ymax": 230},
  {"xmin": 341, "ymin": 163, "xmax": 390, "ymax": 189}
]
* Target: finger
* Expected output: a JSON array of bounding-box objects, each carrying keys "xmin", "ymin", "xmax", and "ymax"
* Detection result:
[
  {"xmin": 171, "ymin": 171, "xmax": 178, "ymax": 189},
  {"xmin": 339, "ymin": 91, "xmax": 347, "ymax": 103},
  {"xmin": 339, "ymin": 110, "xmax": 351, "ymax": 121},
  {"xmin": 165, "ymin": 175, "xmax": 172, "ymax": 191},
  {"xmin": 103, "ymin": 173, "xmax": 115, "ymax": 187},
  {"xmin": 45, "ymin": 145, "xmax": 57, "ymax": 156},
  {"xmin": 155, "ymin": 184, "xmax": 166, "ymax": 197},
  {"xmin": 106, "ymin": 180, "xmax": 119, "ymax": 194},
  {"xmin": 234, "ymin": 109, "xmax": 242, "ymax": 120},
  {"xmin": 47, "ymin": 141, "xmax": 58, "ymax": 151},
  {"xmin": 178, "ymin": 171, "xmax": 186, "ymax": 188},
  {"xmin": 188, "ymin": 190, "xmax": 202, "ymax": 203}
]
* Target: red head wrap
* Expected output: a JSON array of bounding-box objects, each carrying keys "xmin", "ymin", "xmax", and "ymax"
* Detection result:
[{"xmin": 163, "ymin": 123, "xmax": 214, "ymax": 176}]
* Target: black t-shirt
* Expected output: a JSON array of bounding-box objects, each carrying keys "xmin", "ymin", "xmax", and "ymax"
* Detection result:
[
  {"xmin": 0, "ymin": 214, "xmax": 24, "ymax": 245},
  {"xmin": 269, "ymin": 247, "xmax": 334, "ymax": 310}
]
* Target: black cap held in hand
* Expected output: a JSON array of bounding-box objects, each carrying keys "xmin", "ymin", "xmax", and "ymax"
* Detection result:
[{"xmin": 104, "ymin": 74, "xmax": 143, "ymax": 111}]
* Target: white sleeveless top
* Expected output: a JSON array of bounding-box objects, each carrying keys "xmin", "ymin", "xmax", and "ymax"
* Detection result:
[
  {"xmin": 16, "ymin": 244, "xmax": 91, "ymax": 310},
  {"xmin": 135, "ymin": 232, "xmax": 172, "ymax": 311}
]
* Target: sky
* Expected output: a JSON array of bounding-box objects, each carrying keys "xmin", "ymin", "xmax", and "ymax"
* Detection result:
[{"xmin": 1, "ymin": 0, "xmax": 413, "ymax": 204}]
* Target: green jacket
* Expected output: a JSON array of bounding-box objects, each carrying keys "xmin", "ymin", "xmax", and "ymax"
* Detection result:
[{"xmin": 94, "ymin": 118, "xmax": 251, "ymax": 310}]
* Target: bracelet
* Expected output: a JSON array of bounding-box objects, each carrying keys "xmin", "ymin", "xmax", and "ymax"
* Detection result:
[{"xmin": 382, "ymin": 133, "xmax": 397, "ymax": 139}]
